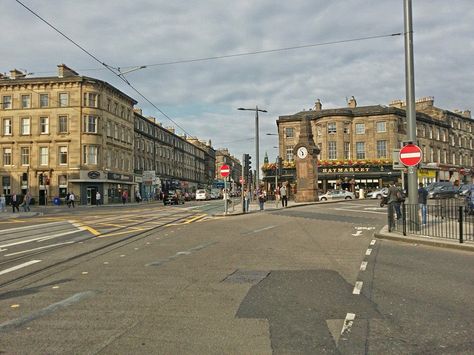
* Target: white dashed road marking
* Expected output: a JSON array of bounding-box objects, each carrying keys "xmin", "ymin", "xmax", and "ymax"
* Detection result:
[
  {"xmin": 353, "ymin": 281, "xmax": 363, "ymax": 295},
  {"xmin": 360, "ymin": 261, "xmax": 368, "ymax": 271},
  {"xmin": 341, "ymin": 313, "xmax": 356, "ymax": 335},
  {"xmin": 365, "ymin": 249, "xmax": 372, "ymax": 256},
  {"xmin": 0, "ymin": 260, "xmax": 42, "ymax": 276}
]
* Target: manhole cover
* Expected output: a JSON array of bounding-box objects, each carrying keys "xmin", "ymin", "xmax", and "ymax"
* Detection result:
[{"xmin": 223, "ymin": 270, "xmax": 270, "ymax": 284}]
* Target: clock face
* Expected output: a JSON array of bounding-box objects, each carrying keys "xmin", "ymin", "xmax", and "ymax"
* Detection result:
[{"xmin": 297, "ymin": 146, "xmax": 308, "ymax": 159}]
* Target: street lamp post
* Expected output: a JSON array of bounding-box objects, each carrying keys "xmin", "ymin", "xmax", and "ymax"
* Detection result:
[{"xmin": 237, "ymin": 106, "xmax": 267, "ymax": 188}]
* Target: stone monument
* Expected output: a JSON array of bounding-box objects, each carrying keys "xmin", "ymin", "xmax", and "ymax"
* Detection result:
[{"xmin": 293, "ymin": 115, "xmax": 320, "ymax": 202}]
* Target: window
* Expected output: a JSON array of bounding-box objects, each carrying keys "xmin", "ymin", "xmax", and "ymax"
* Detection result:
[
  {"xmin": 39, "ymin": 147, "xmax": 49, "ymax": 165},
  {"xmin": 59, "ymin": 93, "xmax": 69, "ymax": 107},
  {"xmin": 21, "ymin": 94, "xmax": 31, "ymax": 108},
  {"xmin": 58, "ymin": 116, "xmax": 68, "ymax": 133},
  {"xmin": 428, "ymin": 127, "xmax": 433, "ymax": 139},
  {"xmin": 84, "ymin": 93, "xmax": 99, "ymax": 107},
  {"xmin": 355, "ymin": 123, "xmax": 365, "ymax": 134},
  {"xmin": 39, "ymin": 94, "xmax": 49, "ymax": 108},
  {"xmin": 437, "ymin": 148, "xmax": 441, "ymax": 163},
  {"xmin": 328, "ymin": 141, "xmax": 337, "ymax": 160},
  {"xmin": 317, "ymin": 125, "xmax": 322, "ymax": 136},
  {"xmin": 106, "ymin": 120, "xmax": 112, "ymax": 137},
  {"xmin": 343, "ymin": 123, "xmax": 350, "ymax": 134},
  {"xmin": 83, "ymin": 115, "xmax": 98, "ymax": 133},
  {"xmin": 327, "ymin": 123, "xmax": 336, "ymax": 134},
  {"xmin": 376, "ymin": 140, "xmax": 387, "ymax": 158},
  {"xmin": 356, "ymin": 142, "xmax": 365, "ymax": 159},
  {"xmin": 376, "ymin": 121, "xmax": 386, "ymax": 133},
  {"xmin": 21, "ymin": 117, "xmax": 30, "ymax": 135},
  {"xmin": 3, "ymin": 118, "xmax": 12, "ymax": 135},
  {"xmin": 285, "ymin": 127, "xmax": 294, "ymax": 138},
  {"xmin": 59, "ymin": 146, "xmax": 68, "ymax": 165},
  {"xmin": 3, "ymin": 148, "xmax": 12, "ymax": 166},
  {"xmin": 285, "ymin": 145, "xmax": 294, "ymax": 162},
  {"xmin": 83, "ymin": 145, "xmax": 98, "ymax": 165},
  {"xmin": 344, "ymin": 142, "xmax": 350, "ymax": 159},
  {"xmin": 21, "ymin": 147, "xmax": 30, "ymax": 166},
  {"xmin": 2, "ymin": 95, "xmax": 12, "ymax": 109},
  {"xmin": 40, "ymin": 117, "xmax": 49, "ymax": 134},
  {"xmin": 114, "ymin": 123, "xmax": 119, "ymax": 139}
]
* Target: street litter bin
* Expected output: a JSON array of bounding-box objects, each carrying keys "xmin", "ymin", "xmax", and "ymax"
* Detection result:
[
  {"xmin": 53, "ymin": 197, "xmax": 61, "ymax": 206},
  {"xmin": 359, "ymin": 189, "xmax": 365, "ymax": 199}
]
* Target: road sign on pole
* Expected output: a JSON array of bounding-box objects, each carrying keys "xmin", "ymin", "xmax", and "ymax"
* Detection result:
[
  {"xmin": 220, "ymin": 164, "xmax": 230, "ymax": 177},
  {"xmin": 399, "ymin": 144, "xmax": 422, "ymax": 167}
]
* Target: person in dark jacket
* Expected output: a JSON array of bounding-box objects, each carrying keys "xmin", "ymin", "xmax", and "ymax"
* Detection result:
[{"xmin": 418, "ymin": 182, "xmax": 428, "ymax": 225}]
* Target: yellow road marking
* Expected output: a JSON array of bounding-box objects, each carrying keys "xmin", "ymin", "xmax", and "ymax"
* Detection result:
[
  {"xmin": 71, "ymin": 221, "xmax": 101, "ymax": 236},
  {"xmin": 184, "ymin": 214, "xmax": 207, "ymax": 224}
]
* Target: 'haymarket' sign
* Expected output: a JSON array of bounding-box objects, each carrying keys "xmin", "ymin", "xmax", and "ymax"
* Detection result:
[{"xmin": 319, "ymin": 165, "xmax": 390, "ymax": 174}]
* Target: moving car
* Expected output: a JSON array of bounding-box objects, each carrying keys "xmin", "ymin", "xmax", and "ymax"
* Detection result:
[
  {"xmin": 366, "ymin": 187, "xmax": 389, "ymax": 199},
  {"xmin": 195, "ymin": 189, "xmax": 209, "ymax": 201},
  {"xmin": 319, "ymin": 190, "xmax": 355, "ymax": 201},
  {"xmin": 427, "ymin": 185, "xmax": 458, "ymax": 199},
  {"xmin": 458, "ymin": 184, "xmax": 474, "ymax": 197},
  {"xmin": 164, "ymin": 190, "xmax": 185, "ymax": 205}
]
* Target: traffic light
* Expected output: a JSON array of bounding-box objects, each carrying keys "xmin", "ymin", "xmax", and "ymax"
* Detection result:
[
  {"xmin": 243, "ymin": 154, "xmax": 251, "ymax": 181},
  {"xmin": 39, "ymin": 173, "xmax": 44, "ymax": 185},
  {"xmin": 277, "ymin": 156, "xmax": 283, "ymax": 176},
  {"xmin": 22, "ymin": 172, "xmax": 28, "ymax": 181}
]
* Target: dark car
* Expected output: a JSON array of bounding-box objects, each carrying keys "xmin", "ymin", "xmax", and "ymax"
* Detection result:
[
  {"xmin": 163, "ymin": 190, "xmax": 185, "ymax": 205},
  {"xmin": 427, "ymin": 185, "xmax": 459, "ymax": 199}
]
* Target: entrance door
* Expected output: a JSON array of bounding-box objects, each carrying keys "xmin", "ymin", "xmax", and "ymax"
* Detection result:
[
  {"xmin": 39, "ymin": 190, "xmax": 46, "ymax": 205},
  {"xmin": 87, "ymin": 187, "xmax": 97, "ymax": 205}
]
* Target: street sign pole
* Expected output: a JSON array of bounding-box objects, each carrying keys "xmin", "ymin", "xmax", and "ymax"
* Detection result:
[
  {"xmin": 224, "ymin": 177, "xmax": 228, "ymax": 215},
  {"xmin": 404, "ymin": 0, "xmax": 418, "ymax": 205}
]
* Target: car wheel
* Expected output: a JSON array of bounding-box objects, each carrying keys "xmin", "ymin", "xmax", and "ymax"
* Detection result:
[
  {"xmin": 321, "ymin": 197, "xmax": 327, "ymax": 201},
  {"xmin": 345, "ymin": 196, "xmax": 352, "ymax": 200},
  {"xmin": 376, "ymin": 194, "xmax": 382, "ymax": 199}
]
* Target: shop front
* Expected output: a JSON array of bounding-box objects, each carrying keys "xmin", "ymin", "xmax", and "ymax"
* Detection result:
[{"xmin": 105, "ymin": 172, "xmax": 135, "ymax": 204}]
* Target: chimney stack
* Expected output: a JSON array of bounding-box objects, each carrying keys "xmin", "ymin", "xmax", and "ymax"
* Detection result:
[
  {"xmin": 10, "ymin": 69, "xmax": 26, "ymax": 79},
  {"xmin": 348, "ymin": 96, "xmax": 357, "ymax": 108},
  {"xmin": 314, "ymin": 99, "xmax": 322, "ymax": 111},
  {"xmin": 57, "ymin": 64, "xmax": 79, "ymax": 78}
]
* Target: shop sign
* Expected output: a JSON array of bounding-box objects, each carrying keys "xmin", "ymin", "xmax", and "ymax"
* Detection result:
[
  {"xmin": 417, "ymin": 169, "xmax": 436, "ymax": 178},
  {"xmin": 143, "ymin": 170, "xmax": 155, "ymax": 184},
  {"xmin": 135, "ymin": 176, "xmax": 143, "ymax": 183},
  {"xmin": 107, "ymin": 172, "xmax": 133, "ymax": 182},
  {"xmin": 319, "ymin": 166, "xmax": 390, "ymax": 174}
]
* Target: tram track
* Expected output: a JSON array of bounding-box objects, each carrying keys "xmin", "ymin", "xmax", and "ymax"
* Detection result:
[{"xmin": 0, "ymin": 208, "xmax": 211, "ymax": 289}]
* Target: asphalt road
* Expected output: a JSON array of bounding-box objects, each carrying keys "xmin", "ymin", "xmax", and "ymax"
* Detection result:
[{"xmin": 0, "ymin": 199, "xmax": 473, "ymax": 354}]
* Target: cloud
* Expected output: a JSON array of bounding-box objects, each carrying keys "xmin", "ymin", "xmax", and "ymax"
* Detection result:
[{"xmin": 2, "ymin": 0, "xmax": 473, "ymax": 165}]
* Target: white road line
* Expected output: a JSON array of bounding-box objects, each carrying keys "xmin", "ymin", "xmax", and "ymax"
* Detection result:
[
  {"xmin": 365, "ymin": 248, "xmax": 372, "ymax": 256},
  {"xmin": 351, "ymin": 231, "xmax": 363, "ymax": 237},
  {"xmin": 0, "ymin": 229, "xmax": 82, "ymax": 248},
  {"xmin": 360, "ymin": 261, "xmax": 368, "ymax": 271},
  {"xmin": 353, "ymin": 281, "xmax": 363, "ymax": 295},
  {"xmin": 0, "ymin": 260, "xmax": 42, "ymax": 276},
  {"xmin": 0, "ymin": 221, "xmax": 69, "ymax": 233},
  {"xmin": 252, "ymin": 225, "xmax": 277, "ymax": 234},
  {"xmin": 4, "ymin": 242, "xmax": 75, "ymax": 257},
  {"xmin": 370, "ymin": 239, "xmax": 376, "ymax": 246},
  {"xmin": 341, "ymin": 313, "xmax": 356, "ymax": 335},
  {"xmin": 334, "ymin": 208, "xmax": 386, "ymax": 215}
]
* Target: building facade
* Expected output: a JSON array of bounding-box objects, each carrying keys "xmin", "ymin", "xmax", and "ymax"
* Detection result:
[
  {"xmin": 134, "ymin": 111, "xmax": 209, "ymax": 198},
  {"xmin": 215, "ymin": 149, "xmax": 242, "ymax": 190},
  {"xmin": 270, "ymin": 97, "xmax": 473, "ymax": 193},
  {"xmin": 0, "ymin": 64, "xmax": 137, "ymax": 205}
]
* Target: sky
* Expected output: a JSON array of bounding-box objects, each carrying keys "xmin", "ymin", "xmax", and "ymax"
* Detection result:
[{"xmin": 2, "ymin": 0, "xmax": 474, "ymax": 170}]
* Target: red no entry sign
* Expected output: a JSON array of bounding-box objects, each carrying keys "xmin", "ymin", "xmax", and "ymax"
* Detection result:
[
  {"xmin": 220, "ymin": 164, "xmax": 230, "ymax": 177},
  {"xmin": 399, "ymin": 144, "xmax": 422, "ymax": 167}
]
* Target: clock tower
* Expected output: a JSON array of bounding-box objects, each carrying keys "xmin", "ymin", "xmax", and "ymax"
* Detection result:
[{"xmin": 293, "ymin": 115, "xmax": 320, "ymax": 202}]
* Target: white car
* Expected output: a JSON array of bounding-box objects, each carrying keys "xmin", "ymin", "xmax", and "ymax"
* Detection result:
[
  {"xmin": 195, "ymin": 189, "xmax": 209, "ymax": 201},
  {"xmin": 366, "ymin": 188, "xmax": 389, "ymax": 199},
  {"xmin": 319, "ymin": 190, "xmax": 355, "ymax": 201}
]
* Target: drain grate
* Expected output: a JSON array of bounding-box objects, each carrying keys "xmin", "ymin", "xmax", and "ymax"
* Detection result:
[{"xmin": 223, "ymin": 270, "xmax": 270, "ymax": 284}]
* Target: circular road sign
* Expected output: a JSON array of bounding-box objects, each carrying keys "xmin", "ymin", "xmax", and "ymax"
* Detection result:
[
  {"xmin": 220, "ymin": 164, "xmax": 230, "ymax": 177},
  {"xmin": 399, "ymin": 144, "xmax": 422, "ymax": 167}
]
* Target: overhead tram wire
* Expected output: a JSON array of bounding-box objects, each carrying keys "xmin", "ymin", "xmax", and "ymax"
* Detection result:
[{"xmin": 14, "ymin": 0, "xmax": 194, "ymax": 139}]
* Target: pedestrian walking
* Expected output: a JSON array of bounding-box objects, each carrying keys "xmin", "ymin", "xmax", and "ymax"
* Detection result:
[
  {"xmin": 387, "ymin": 182, "xmax": 401, "ymax": 229},
  {"xmin": 280, "ymin": 184, "xmax": 288, "ymax": 207},
  {"xmin": 0, "ymin": 194, "xmax": 6, "ymax": 212},
  {"xmin": 122, "ymin": 190, "xmax": 128, "ymax": 204},
  {"xmin": 68, "ymin": 192, "xmax": 75, "ymax": 208},
  {"xmin": 258, "ymin": 188, "xmax": 266, "ymax": 211},
  {"xmin": 96, "ymin": 191, "xmax": 101, "ymax": 206},
  {"xmin": 11, "ymin": 192, "xmax": 19, "ymax": 213},
  {"xmin": 23, "ymin": 191, "xmax": 32, "ymax": 212},
  {"xmin": 274, "ymin": 186, "xmax": 280, "ymax": 208},
  {"xmin": 418, "ymin": 182, "xmax": 428, "ymax": 225}
]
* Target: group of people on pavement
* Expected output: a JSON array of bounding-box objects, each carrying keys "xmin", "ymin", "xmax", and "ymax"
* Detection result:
[
  {"xmin": 0, "ymin": 191, "xmax": 33, "ymax": 213},
  {"xmin": 241, "ymin": 183, "xmax": 289, "ymax": 212},
  {"xmin": 387, "ymin": 181, "xmax": 429, "ymax": 228}
]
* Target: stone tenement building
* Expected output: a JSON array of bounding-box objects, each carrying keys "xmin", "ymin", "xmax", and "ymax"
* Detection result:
[
  {"xmin": 0, "ymin": 64, "xmax": 222, "ymax": 205},
  {"xmin": 215, "ymin": 148, "xmax": 242, "ymax": 187},
  {"xmin": 0, "ymin": 64, "xmax": 137, "ymax": 205},
  {"xmin": 274, "ymin": 96, "xmax": 473, "ymax": 192}
]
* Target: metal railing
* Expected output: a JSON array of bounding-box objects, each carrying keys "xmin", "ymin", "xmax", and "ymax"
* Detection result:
[{"xmin": 388, "ymin": 198, "xmax": 474, "ymax": 243}]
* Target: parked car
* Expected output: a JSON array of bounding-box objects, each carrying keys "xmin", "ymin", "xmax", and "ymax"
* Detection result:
[
  {"xmin": 427, "ymin": 185, "xmax": 459, "ymax": 199},
  {"xmin": 195, "ymin": 189, "xmax": 209, "ymax": 201},
  {"xmin": 164, "ymin": 190, "xmax": 185, "ymax": 205},
  {"xmin": 458, "ymin": 184, "xmax": 474, "ymax": 197},
  {"xmin": 366, "ymin": 187, "xmax": 389, "ymax": 199},
  {"xmin": 319, "ymin": 190, "xmax": 355, "ymax": 201}
]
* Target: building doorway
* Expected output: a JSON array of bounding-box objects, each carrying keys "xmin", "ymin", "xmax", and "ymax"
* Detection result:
[{"xmin": 87, "ymin": 187, "xmax": 97, "ymax": 205}]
